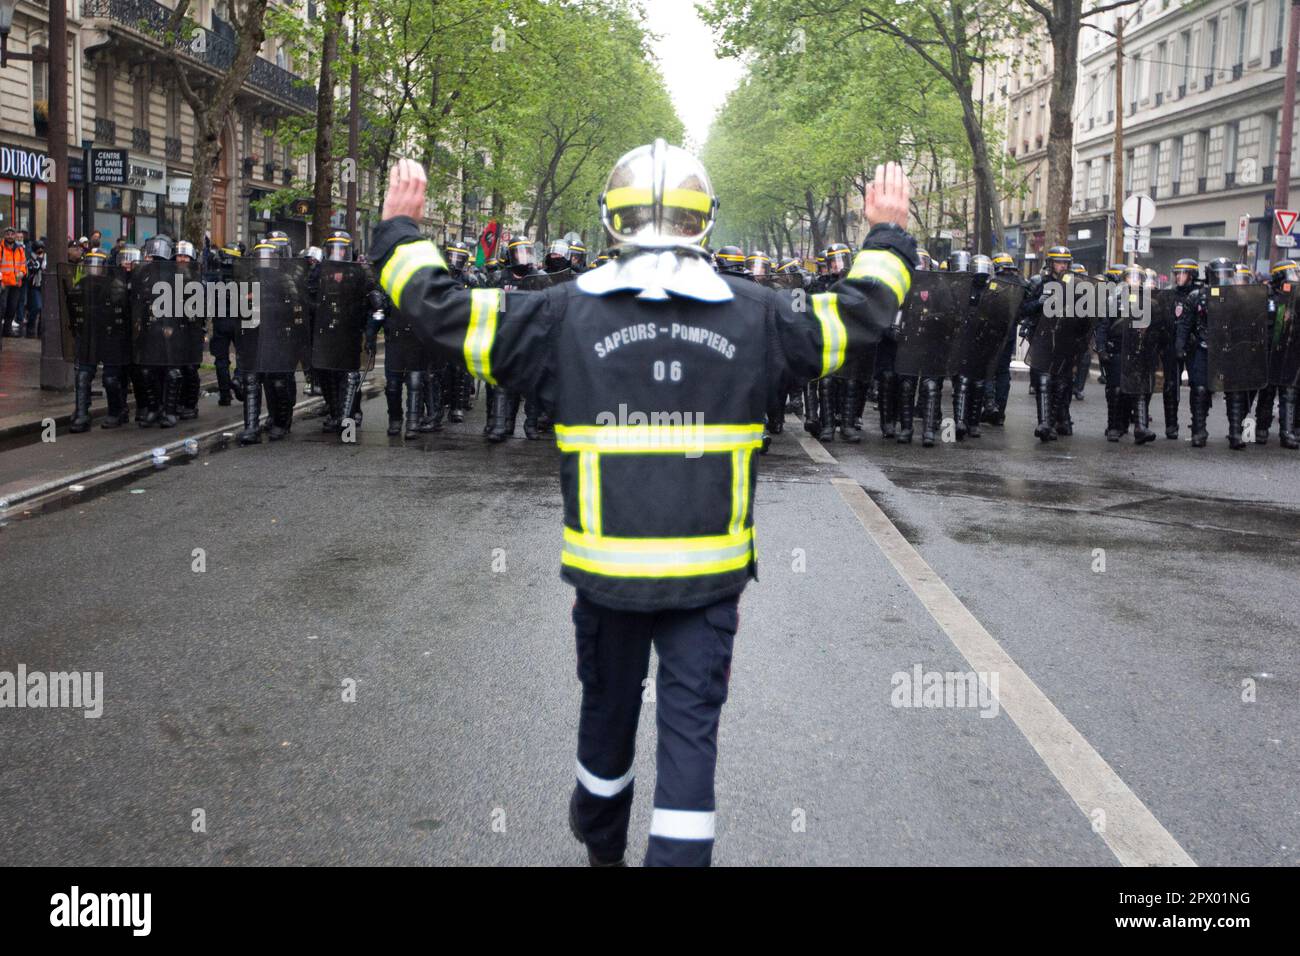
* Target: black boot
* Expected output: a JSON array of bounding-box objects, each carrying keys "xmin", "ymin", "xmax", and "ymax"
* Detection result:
[
  {"xmin": 803, "ymin": 380, "xmax": 822, "ymax": 436},
  {"xmin": 339, "ymin": 372, "xmax": 362, "ymax": 434},
  {"xmin": 320, "ymin": 370, "xmax": 341, "ymax": 432},
  {"xmin": 70, "ymin": 367, "xmax": 93, "ymax": 433},
  {"xmin": 1279, "ymin": 387, "xmax": 1299, "ymax": 449},
  {"xmin": 136, "ymin": 368, "xmax": 161, "ymax": 427},
  {"xmin": 101, "ymin": 369, "xmax": 126, "ymax": 429},
  {"xmin": 1104, "ymin": 386, "xmax": 1122, "ymax": 441},
  {"xmin": 230, "ymin": 367, "xmax": 247, "ymax": 403},
  {"xmin": 1052, "ymin": 377, "xmax": 1074, "ymax": 436},
  {"xmin": 1163, "ymin": 386, "xmax": 1179, "ymax": 439},
  {"xmin": 967, "ymin": 380, "xmax": 985, "ymax": 438},
  {"xmin": 1227, "ymin": 391, "xmax": 1247, "ymax": 450},
  {"xmin": 179, "ymin": 365, "xmax": 200, "ymax": 420},
  {"xmin": 238, "ymin": 373, "xmax": 262, "ymax": 445},
  {"xmin": 158, "ymin": 367, "xmax": 182, "ymax": 428},
  {"xmin": 853, "ymin": 379, "xmax": 868, "ymax": 430},
  {"xmin": 896, "ymin": 375, "xmax": 917, "ymax": 443},
  {"xmin": 420, "ymin": 369, "xmax": 443, "ymax": 432},
  {"xmin": 1254, "ymin": 386, "xmax": 1275, "ymax": 444},
  {"xmin": 523, "ymin": 391, "xmax": 543, "ymax": 440},
  {"xmin": 385, "ymin": 373, "xmax": 404, "ymax": 436},
  {"xmin": 839, "ymin": 378, "xmax": 861, "ymax": 442},
  {"xmin": 951, "ymin": 376, "xmax": 970, "ymax": 441},
  {"xmin": 215, "ymin": 362, "xmax": 234, "ymax": 406},
  {"xmin": 482, "ymin": 385, "xmax": 496, "ymax": 437},
  {"xmin": 1033, "ymin": 373, "xmax": 1056, "ymax": 442},
  {"xmin": 487, "ymin": 388, "xmax": 513, "ymax": 442},
  {"xmin": 1133, "ymin": 392, "xmax": 1156, "ymax": 444},
  {"xmin": 1190, "ymin": 387, "xmax": 1210, "ymax": 447},
  {"xmin": 267, "ymin": 375, "xmax": 293, "ymax": 440},
  {"xmin": 878, "ymin": 371, "xmax": 898, "ymax": 439},
  {"xmin": 817, "ymin": 379, "xmax": 834, "ymax": 442},
  {"xmin": 404, "ymin": 371, "xmax": 424, "ymax": 439},
  {"xmin": 920, "ymin": 377, "xmax": 941, "ymax": 447}
]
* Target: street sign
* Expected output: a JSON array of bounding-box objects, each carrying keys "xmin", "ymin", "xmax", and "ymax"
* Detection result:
[
  {"xmin": 1238, "ymin": 215, "xmax": 1251, "ymax": 245},
  {"xmin": 1275, "ymin": 209, "xmax": 1298, "ymax": 237},
  {"xmin": 1277, "ymin": 234, "xmax": 1296, "ymax": 248},
  {"xmin": 1122, "ymin": 226, "xmax": 1151, "ymax": 238},
  {"xmin": 1122, "ymin": 193, "xmax": 1156, "ymax": 228},
  {"xmin": 1123, "ymin": 236, "xmax": 1152, "ymax": 254}
]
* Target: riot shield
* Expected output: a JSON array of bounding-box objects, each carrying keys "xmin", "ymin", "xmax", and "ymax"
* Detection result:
[
  {"xmin": 894, "ymin": 272, "xmax": 970, "ymax": 378},
  {"xmin": 1118, "ymin": 287, "xmax": 1174, "ymax": 395},
  {"xmin": 310, "ymin": 261, "xmax": 369, "ymax": 371},
  {"xmin": 1269, "ymin": 284, "xmax": 1300, "ymax": 389},
  {"xmin": 130, "ymin": 260, "xmax": 206, "ymax": 367},
  {"xmin": 233, "ymin": 258, "xmax": 310, "ymax": 374},
  {"xmin": 56, "ymin": 263, "xmax": 131, "ymax": 366},
  {"xmin": 1026, "ymin": 275, "xmax": 1098, "ymax": 377},
  {"xmin": 953, "ymin": 277, "xmax": 1024, "ymax": 380},
  {"xmin": 1204, "ymin": 284, "xmax": 1269, "ymax": 393},
  {"xmin": 381, "ymin": 302, "xmax": 430, "ymax": 374}
]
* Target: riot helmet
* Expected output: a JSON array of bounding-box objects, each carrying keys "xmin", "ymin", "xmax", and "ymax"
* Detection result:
[
  {"xmin": 947, "ymin": 250, "xmax": 973, "ymax": 273},
  {"xmin": 324, "ymin": 230, "xmax": 354, "ymax": 262},
  {"xmin": 971, "ymin": 254, "xmax": 994, "ymax": 279},
  {"xmin": 715, "ymin": 245, "xmax": 747, "ymax": 275},
  {"xmin": 824, "ymin": 243, "xmax": 852, "ymax": 277},
  {"xmin": 506, "ymin": 237, "xmax": 536, "ymax": 270},
  {"xmin": 1172, "ymin": 258, "xmax": 1199, "ymax": 287},
  {"xmin": 599, "ymin": 138, "xmax": 717, "ymax": 250},
  {"xmin": 117, "ymin": 246, "xmax": 141, "ymax": 270},
  {"xmin": 253, "ymin": 242, "xmax": 280, "ymax": 266},
  {"xmin": 141, "ymin": 234, "xmax": 174, "ymax": 261},
  {"xmin": 1045, "ymin": 245, "xmax": 1072, "ymax": 276},
  {"xmin": 544, "ymin": 240, "xmax": 572, "ymax": 274},
  {"xmin": 916, "ymin": 249, "xmax": 933, "ymax": 271},
  {"xmin": 1105, "ymin": 263, "xmax": 1124, "ymax": 283},
  {"xmin": 1233, "ymin": 264, "xmax": 1253, "ymax": 285},
  {"xmin": 1270, "ymin": 259, "xmax": 1300, "ymax": 286},
  {"xmin": 746, "ymin": 251, "xmax": 772, "ymax": 279},
  {"xmin": 1205, "ymin": 257, "xmax": 1235, "ymax": 288},
  {"xmin": 445, "ymin": 240, "xmax": 470, "ymax": 271},
  {"xmin": 569, "ymin": 239, "xmax": 587, "ymax": 270},
  {"xmin": 174, "ymin": 240, "xmax": 195, "ymax": 263},
  {"xmin": 84, "ymin": 249, "xmax": 109, "ymax": 276},
  {"xmin": 267, "ymin": 230, "xmax": 293, "ymax": 258},
  {"xmin": 991, "ymin": 253, "xmax": 1016, "ymax": 275}
]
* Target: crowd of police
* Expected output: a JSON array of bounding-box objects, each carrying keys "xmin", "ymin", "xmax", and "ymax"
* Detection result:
[{"xmin": 706, "ymin": 242, "xmax": 1300, "ymax": 452}]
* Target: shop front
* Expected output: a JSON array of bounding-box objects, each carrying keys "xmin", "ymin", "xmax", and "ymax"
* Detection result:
[
  {"xmin": 0, "ymin": 141, "xmax": 78, "ymax": 241},
  {"xmin": 88, "ymin": 150, "xmax": 168, "ymax": 246}
]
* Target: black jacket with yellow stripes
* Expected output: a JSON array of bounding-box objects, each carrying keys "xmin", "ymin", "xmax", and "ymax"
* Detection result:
[{"xmin": 370, "ymin": 216, "xmax": 917, "ymax": 612}]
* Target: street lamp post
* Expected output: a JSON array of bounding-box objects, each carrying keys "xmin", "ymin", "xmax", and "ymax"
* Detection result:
[{"xmin": 0, "ymin": 0, "xmax": 71, "ymax": 388}]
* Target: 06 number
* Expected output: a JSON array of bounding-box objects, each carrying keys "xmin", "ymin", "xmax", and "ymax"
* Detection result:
[{"xmin": 653, "ymin": 360, "xmax": 682, "ymax": 382}]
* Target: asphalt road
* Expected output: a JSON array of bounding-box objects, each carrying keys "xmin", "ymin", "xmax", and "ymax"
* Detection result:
[{"xmin": 0, "ymin": 377, "xmax": 1296, "ymax": 866}]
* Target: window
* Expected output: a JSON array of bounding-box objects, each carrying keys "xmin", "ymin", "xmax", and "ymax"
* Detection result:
[
  {"xmin": 1195, "ymin": 129, "xmax": 1210, "ymax": 179},
  {"xmin": 1233, "ymin": 4, "xmax": 1248, "ymax": 70},
  {"xmin": 1171, "ymin": 137, "xmax": 1184, "ymax": 186},
  {"xmin": 1155, "ymin": 41, "xmax": 1168, "ymax": 95},
  {"xmin": 1125, "ymin": 148, "xmax": 1136, "ymax": 191},
  {"xmin": 1184, "ymin": 222, "xmax": 1226, "ymax": 237},
  {"xmin": 1276, "ymin": 0, "xmax": 1288, "ymax": 48},
  {"xmin": 1207, "ymin": 18, "xmax": 1220, "ymax": 71},
  {"xmin": 1179, "ymin": 30, "xmax": 1192, "ymax": 89},
  {"xmin": 134, "ymin": 74, "xmax": 148, "ymax": 132},
  {"xmin": 1224, "ymin": 121, "xmax": 1240, "ymax": 178}
]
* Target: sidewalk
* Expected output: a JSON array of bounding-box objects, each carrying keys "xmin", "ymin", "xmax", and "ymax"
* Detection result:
[{"xmin": 0, "ymin": 338, "xmax": 76, "ymax": 436}]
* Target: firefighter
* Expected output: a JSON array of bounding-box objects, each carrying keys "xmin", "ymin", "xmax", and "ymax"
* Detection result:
[{"xmin": 371, "ymin": 145, "xmax": 914, "ymax": 867}]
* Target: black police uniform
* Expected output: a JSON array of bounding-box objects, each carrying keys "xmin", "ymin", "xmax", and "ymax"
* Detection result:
[{"xmin": 370, "ymin": 216, "xmax": 915, "ymax": 866}]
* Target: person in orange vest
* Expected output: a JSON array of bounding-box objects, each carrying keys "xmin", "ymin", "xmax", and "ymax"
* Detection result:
[{"xmin": 1, "ymin": 227, "xmax": 29, "ymax": 341}]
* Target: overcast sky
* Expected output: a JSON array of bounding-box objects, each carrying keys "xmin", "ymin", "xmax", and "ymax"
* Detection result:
[{"xmin": 643, "ymin": 0, "xmax": 746, "ymax": 151}]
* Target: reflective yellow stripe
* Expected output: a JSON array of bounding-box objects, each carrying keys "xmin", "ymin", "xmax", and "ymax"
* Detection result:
[
  {"xmin": 728, "ymin": 448, "xmax": 751, "ymax": 535},
  {"xmin": 463, "ymin": 288, "xmax": 501, "ymax": 385},
  {"xmin": 561, "ymin": 527, "xmax": 753, "ymax": 578},
  {"xmin": 555, "ymin": 423, "xmax": 763, "ymax": 454},
  {"xmin": 604, "ymin": 186, "xmax": 713, "ymax": 213},
  {"xmin": 379, "ymin": 240, "xmax": 447, "ymax": 309},
  {"xmin": 846, "ymin": 249, "xmax": 911, "ymax": 306},
  {"xmin": 578, "ymin": 450, "xmax": 602, "ymax": 535},
  {"xmin": 812, "ymin": 293, "xmax": 847, "ymax": 378}
]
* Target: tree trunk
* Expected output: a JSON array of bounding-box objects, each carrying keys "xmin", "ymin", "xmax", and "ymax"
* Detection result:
[
  {"xmin": 312, "ymin": 2, "xmax": 343, "ymax": 245},
  {"xmin": 805, "ymin": 189, "xmax": 825, "ymax": 254},
  {"xmin": 1044, "ymin": 4, "xmax": 1082, "ymax": 245},
  {"xmin": 956, "ymin": 86, "xmax": 1004, "ymax": 253}
]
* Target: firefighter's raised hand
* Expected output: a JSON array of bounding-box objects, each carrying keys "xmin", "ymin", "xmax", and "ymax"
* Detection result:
[
  {"xmin": 382, "ymin": 159, "xmax": 428, "ymax": 222},
  {"xmin": 865, "ymin": 162, "xmax": 911, "ymax": 231}
]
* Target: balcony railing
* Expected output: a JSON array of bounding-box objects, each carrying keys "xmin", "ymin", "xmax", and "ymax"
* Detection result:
[
  {"xmin": 1264, "ymin": 165, "xmax": 1275, "ymax": 183},
  {"xmin": 132, "ymin": 126, "xmax": 151, "ymax": 152},
  {"xmin": 94, "ymin": 116, "xmax": 116, "ymax": 144},
  {"xmin": 1155, "ymin": 92, "xmax": 1163, "ymax": 106},
  {"xmin": 1225, "ymin": 172, "xmax": 1235, "ymax": 188},
  {"xmin": 1197, "ymin": 177, "xmax": 1207, "ymax": 193},
  {"xmin": 1231, "ymin": 63, "xmax": 1243, "ymax": 81},
  {"xmin": 165, "ymin": 136, "xmax": 181, "ymax": 161},
  {"xmin": 1271, "ymin": 48, "xmax": 1283, "ymax": 68},
  {"xmin": 1172, "ymin": 181, "xmax": 1181, "ymax": 196},
  {"xmin": 1204, "ymin": 73, "xmax": 1214, "ymax": 90},
  {"xmin": 82, "ymin": 0, "xmax": 316, "ymax": 111}
]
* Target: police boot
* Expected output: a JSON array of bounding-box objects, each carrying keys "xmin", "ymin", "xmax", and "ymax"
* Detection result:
[
  {"xmin": 1133, "ymin": 392, "xmax": 1156, "ymax": 444},
  {"xmin": 802, "ymin": 381, "xmax": 822, "ymax": 436},
  {"xmin": 787, "ymin": 387, "xmax": 803, "ymax": 419},
  {"xmin": 1227, "ymin": 391, "xmax": 1247, "ymax": 450},
  {"xmin": 158, "ymin": 367, "xmax": 182, "ymax": 428},
  {"xmin": 1190, "ymin": 387, "xmax": 1210, "ymax": 448},
  {"xmin": 137, "ymin": 368, "xmax": 161, "ymax": 427},
  {"xmin": 1254, "ymin": 386, "xmax": 1275, "ymax": 444},
  {"xmin": 920, "ymin": 377, "xmax": 942, "ymax": 447},
  {"xmin": 1052, "ymin": 378, "xmax": 1074, "ymax": 436},
  {"xmin": 179, "ymin": 366, "xmax": 200, "ymax": 420},
  {"xmin": 1104, "ymin": 386, "xmax": 1122, "ymax": 441},
  {"xmin": 896, "ymin": 375, "xmax": 917, "ymax": 443},
  {"xmin": 878, "ymin": 371, "xmax": 898, "ymax": 439},
  {"xmin": 215, "ymin": 362, "xmax": 235, "ymax": 406},
  {"xmin": 267, "ymin": 376, "xmax": 291, "ymax": 441},
  {"xmin": 385, "ymin": 373, "xmax": 404, "ymax": 436},
  {"xmin": 854, "ymin": 379, "xmax": 869, "ymax": 429},
  {"xmin": 1033, "ymin": 373, "xmax": 1056, "ymax": 442},
  {"xmin": 339, "ymin": 372, "xmax": 363, "ymax": 431},
  {"xmin": 967, "ymin": 381, "xmax": 985, "ymax": 438},
  {"xmin": 420, "ymin": 371, "xmax": 443, "ymax": 432},
  {"xmin": 319, "ymin": 371, "xmax": 341, "ymax": 432},
  {"xmin": 1163, "ymin": 385, "xmax": 1179, "ymax": 439},
  {"xmin": 838, "ymin": 378, "xmax": 861, "ymax": 443},
  {"xmin": 101, "ymin": 370, "xmax": 126, "ymax": 429},
  {"xmin": 238, "ymin": 373, "xmax": 262, "ymax": 445},
  {"xmin": 70, "ymin": 367, "xmax": 94, "ymax": 433},
  {"xmin": 817, "ymin": 379, "xmax": 834, "ymax": 442},
  {"xmin": 1279, "ymin": 387, "xmax": 1299, "ymax": 449},
  {"xmin": 306, "ymin": 367, "xmax": 320, "ymax": 396},
  {"xmin": 231, "ymin": 367, "xmax": 247, "ymax": 403},
  {"xmin": 448, "ymin": 368, "xmax": 468, "ymax": 424},
  {"xmin": 951, "ymin": 376, "xmax": 970, "ymax": 441},
  {"xmin": 487, "ymin": 387, "xmax": 513, "ymax": 443}
]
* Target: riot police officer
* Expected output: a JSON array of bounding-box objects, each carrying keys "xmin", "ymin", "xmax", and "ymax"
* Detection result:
[
  {"xmin": 568, "ymin": 239, "xmax": 588, "ymax": 274},
  {"xmin": 714, "ymin": 246, "xmax": 748, "ymax": 278},
  {"xmin": 174, "ymin": 240, "xmax": 203, "ymax": 421},
  {"xmin": 1097, "ymin": 265, "xmax": 1156, "ymax": 443},
  {"xmin": 1020, "ymin": 245, "xmax": 1078, "ymax": 442},
  {"xmin": 372, "ymin": 147, "xmax": 914, "ymax": 867},
  {"xmin": 487, "ymin": 237, "xmax": 549, "ymax": 441},
  {"xmin": 1162, "ymin": 258, "xmax": 1201, "ymax": 438},
  {"xmin": 1262, "ymin": 260, "xmax": 1300, "ymax": 448},
  {"xmin": 979, "ymin": 253, "xmax": 1024, "ymax": 428},
  {"xmin": 1176, "ymin": 258, "xmax": 1232, "ymax": 448},
  {"xmin": 207, "ymin": 244, "xmax": 245, "ymax": 406},
  {"xmin": 66, "ymin": 250, "xmax": 130, "ymax": 432}
]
